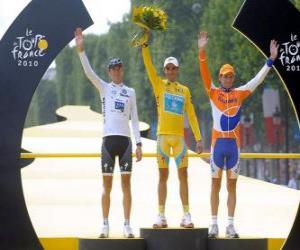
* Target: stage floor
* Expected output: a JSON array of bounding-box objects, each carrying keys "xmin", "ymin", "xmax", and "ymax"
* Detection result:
[{"xmin": 21, "ymin": 106, "xmax": 300, "ymax": 239}]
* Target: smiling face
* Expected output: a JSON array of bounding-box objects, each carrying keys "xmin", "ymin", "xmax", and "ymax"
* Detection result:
[
  {"xmin": 164, "ymin": 63, "xmax": 179, "ymax": 82},
  {"xmin": 108, "ymin": 65, "xmax": 124, "ymax": 84}
]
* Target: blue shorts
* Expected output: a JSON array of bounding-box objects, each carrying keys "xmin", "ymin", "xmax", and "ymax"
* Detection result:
[{"xmin": 211, "ymin": 138, "xmax": 240, "ymax": 179}]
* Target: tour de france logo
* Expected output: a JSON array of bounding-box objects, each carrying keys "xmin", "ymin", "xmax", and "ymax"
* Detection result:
[
  {"xmin": 278, "ymin": 33, "xmax": 300, "ymax": 72},
  {"xmin": 11, "ymin": 28, "xmax": 48, "ymax": 67}
]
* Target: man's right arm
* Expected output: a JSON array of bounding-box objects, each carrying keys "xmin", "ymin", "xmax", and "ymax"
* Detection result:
[
  {"xmin": 141, "ymin": 46, "xmax": 161, "ymax": 95},
  {"xmin": 198, "ymin": 32, "xmax": 213, "ymax": 95},
  {"xmin": 78, "ymin": 52, "xmax": 106, "ymax": 92},
  {"xmin": 75, "ymin": 27, "xmax": 106, "ymax": 92}
]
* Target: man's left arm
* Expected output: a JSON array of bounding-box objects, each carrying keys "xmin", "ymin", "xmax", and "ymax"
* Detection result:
[
  {"xmin": 185, "ymin": 89, "xmax": 203, "ymax": 154},
  {"xmin": 130, "ymin": 89, "xmax": 142, "ymax": 161},
  {"xmin": 237, "ymin": 40, "xmax": 279, "ymax": 99}
]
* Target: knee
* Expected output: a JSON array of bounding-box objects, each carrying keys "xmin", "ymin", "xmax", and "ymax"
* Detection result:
[
  {"xmin": 227, "ymin": 180, "xmax": 236, "ymax": 193},
  {"xmin": 122, "ymin": 179, "xmax": 131, "ymax": 191},
  {"xmin": 103, "ymin": 184, "xmax": 112, "ymax": 194},
  {"xmin": 159, "ymin": 171, "xmax": 169, "ymax": 183},
  {"xmin": 178, "ymin": 168, "xmax": 188, "ymax": 183},
  {"xmin": 211, "ymin": 179, "xmax": 221, "ymax": 193}
]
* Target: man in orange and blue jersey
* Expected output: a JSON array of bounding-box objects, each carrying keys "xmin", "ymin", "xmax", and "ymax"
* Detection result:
[{"xmin": 198, "ymin": 31, "xmax": 279, "ymax": 238}]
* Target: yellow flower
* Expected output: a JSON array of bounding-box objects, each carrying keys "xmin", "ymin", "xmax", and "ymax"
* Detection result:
[{"xmin": 132, "ymin": 5, "xmax": 167, "ymax": 33}]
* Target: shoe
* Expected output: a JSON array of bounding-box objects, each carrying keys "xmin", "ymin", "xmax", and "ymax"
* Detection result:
[
  {"xmin": 123, "ymin": 224, "xmax": 134, "ymax": 238},
  {"xmin": 180, "ymin": 213, "xmax": 194, "ymax": 228},
  {"xmin": 208, "ymin": 224, "xmax": 219, "ymax": 238},
  {"xmin": 153, "ymin": 214, "xmax": 168, "ymax": 228},
  {"xmin": 225, "ymin": 224, "xmax": 239, "ymax": 238},
  {"xmin": 99, "ymin": 224, "xmax": 109, "ymax": 238}
]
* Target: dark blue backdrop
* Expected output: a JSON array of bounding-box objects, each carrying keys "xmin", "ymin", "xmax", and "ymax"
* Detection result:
[{"xmin": 0, "ymin": 0, "xmax": 93, "ymax": 249}]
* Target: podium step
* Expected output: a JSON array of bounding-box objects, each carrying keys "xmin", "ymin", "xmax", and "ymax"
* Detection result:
[
  {"xmin": 208, "ymin": 238, "xmax": 267, "ymax": 250},
  {"xmin": 140, "ymin": 228, "xmax": 208, "ymax": 250},
  {"xmin": 79, "ymin": 238, "xmax": 146, "ymax": 250}
]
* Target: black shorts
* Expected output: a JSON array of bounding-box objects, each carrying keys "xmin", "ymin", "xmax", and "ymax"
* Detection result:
[{"xmin": 101, "ymin": 135, "xmax": 132, "ymax": 176}]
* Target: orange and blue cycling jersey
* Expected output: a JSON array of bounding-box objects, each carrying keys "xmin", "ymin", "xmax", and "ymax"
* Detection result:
[{"xmin": 198, "ymin": 50, "xmax": 273, "ymax": 178}]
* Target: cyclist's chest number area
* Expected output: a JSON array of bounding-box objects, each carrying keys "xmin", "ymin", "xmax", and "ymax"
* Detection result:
[
  {"xmin": 108, "ymin": 88, "xmax": 130, "ymax": 114},
  {"xmin": 162, "ymin": 88, "xmax": 185, "ymax": 115}
]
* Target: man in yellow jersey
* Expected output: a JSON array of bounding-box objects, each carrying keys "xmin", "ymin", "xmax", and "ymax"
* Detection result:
[{"xmin": 140, "ymin": 37, "xmax": 204, "ymax": 228}]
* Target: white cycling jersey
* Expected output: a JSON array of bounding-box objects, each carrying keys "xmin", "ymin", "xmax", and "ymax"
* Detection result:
[{"xmin": 79, "ymin": 52, "xmax": 141, "ymax": 144}]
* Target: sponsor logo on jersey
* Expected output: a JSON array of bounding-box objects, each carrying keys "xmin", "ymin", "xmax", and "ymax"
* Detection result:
[
  {"xmin": 120, "ymin": 88, "xmax": 129, "ymax": 97},
  {"xmin": 115, "ymin": 101, "xmax": 125, "ymax": 112},
  {"xmin": 164, "ymin": 93, "xmax": 184, "ymax": 115}
]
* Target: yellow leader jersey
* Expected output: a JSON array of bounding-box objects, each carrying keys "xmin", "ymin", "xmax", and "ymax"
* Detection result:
[{"xmin": 142, "ymin": 47, "xmax": 202, "ymax": 141}]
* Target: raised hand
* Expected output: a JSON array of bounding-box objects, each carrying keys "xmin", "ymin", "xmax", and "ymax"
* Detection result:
[
  {"xmin": 74, "ymin": 27, "xmax": 84, "ymax": 52},
  {"xmin": 270, "ymin": 39, "xmax": 279, "ymax": 60},
  {"xmin": 198, "ymin": 31, "xmax": 208, "ymax": 51}
]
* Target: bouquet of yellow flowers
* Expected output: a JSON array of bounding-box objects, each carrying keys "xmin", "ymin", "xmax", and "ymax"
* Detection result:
[{"xmin": 131, "ymin": 6, "xmax": 167, "ymax": 47}]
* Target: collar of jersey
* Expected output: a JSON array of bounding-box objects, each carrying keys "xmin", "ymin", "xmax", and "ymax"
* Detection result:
[
  {"xmin": 220, "ymin": 84, "xmax": 232, "ymax": 93},
  {"xmin": 111, "ymin": 82, "xmax": 124, "ymax": 87},
  {"xmin": 165, "ymin": 80, "xmax": 178, "ymax": 85}
]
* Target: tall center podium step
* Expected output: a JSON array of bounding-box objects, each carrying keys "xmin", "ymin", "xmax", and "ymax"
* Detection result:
[
  {"xmin": 208, "ymin": 238, "xmax": 268, "ymax": 250},
  {"xmin": 79, "ymin": 238, "xmax": 146, "ymax": 250},
  {"xmin": 140, "ymin": 228, "xmax": 208, "ymax": 250}
]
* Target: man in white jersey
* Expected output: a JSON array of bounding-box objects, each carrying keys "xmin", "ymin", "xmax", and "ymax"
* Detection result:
[{"xmin": 75, "ymin": 28, "xmax": 142, "ymax": 238}]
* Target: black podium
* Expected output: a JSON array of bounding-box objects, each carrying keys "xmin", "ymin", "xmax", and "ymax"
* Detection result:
[
  {"xmin": 208, "ymin": 238, "xmax": 267, "ymax": 250},
  {"xmin": 140, "ymin": 228, "xmax": 208, "ymax": 250}
]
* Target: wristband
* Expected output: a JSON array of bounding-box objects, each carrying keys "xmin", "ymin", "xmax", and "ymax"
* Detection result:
[{"xmin": 266, "ymin": 58, "xmax": 274, "ymax": 67}]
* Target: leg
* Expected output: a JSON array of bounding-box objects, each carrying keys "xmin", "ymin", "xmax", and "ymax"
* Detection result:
[
  {"xmin": 173, "ymin": 136, "xmax": 193, "ymax": 228},
  {"xmin": 225, "ymin": 173, "xmax": 239, "ymax": 238},
  {"xmin": 119, "ymin": 137, "xmax": 134, "ymax": 238},
  {"xmin": 210, "ymin": 140, "xmax": 224, "ymax": 217},
  {"xmin": 118, "ymin": 137, "xmax": 133, "ymax": 221},
  {"xmin": 211, "ymin": 177, "xmax": 222, "ymax": 216},
  {"xmin": 178, "ymin": 167, "xmax": 189, "ymax": 208},
  {"xmin": 208, "ymin": 139, "xmax": 224, "ymax": 238},
  {"xmin": 101, "ymin": 137, "xmax": 116, "ymax": 221},
  {"xmin": 158, "ymin": 168, "xmax": 169, "ymax": 213},
  {"xmin": 226, "ymin": 174, "xmax": 237, "ymax": 217},
  {"xmin": 121, "ymin": 173, "xmax": 134, "ymax": 238},
  {"xmin": 153, "ymin": 135, "xmax": 170, "ymax": 228},
  {"xmin": 121, "ymin": 174, "xmax": 132, "ymax": 221},
  {"xmin": 102, "ymin": 175, "xmax": 113, "ymax": 219},
  {"xmin": 225, "ymin": 139, "xmax": 239, "ymax": 218},
  {"xmin": 224, "ymin": 139, "xmax": 239, "ymax": 238},
  {"xmin": 156, "ymin": 135, "xmax": 170, "ymax": 213},
  {"xmin": 173, "ymin": 136, "xmax": 189, "ymax": 208}
]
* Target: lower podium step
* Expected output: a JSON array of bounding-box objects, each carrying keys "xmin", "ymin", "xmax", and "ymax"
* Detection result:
[
  {"xmin": 208, "ymin": 238, "xmax": 268, "ymax": 250},
  {"xmin": 140, "ymin": 228, "xmax": 208, "ymax": 250},
  {"xmin": 79, "ymin": 238, "xmax": 146, "ymax": 250}
]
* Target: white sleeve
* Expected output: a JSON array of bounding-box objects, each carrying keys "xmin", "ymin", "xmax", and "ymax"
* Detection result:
[
  {"xmin": 130, "ymin": 89, "xmax": 141, "ymax": 144},
  {"xmin": 236, "ymin": 63, "xmax": 271, "ymax": 92},
  {"xmin": 78, "ymin": 51, "xmax": 107, "ymax": 92}
]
